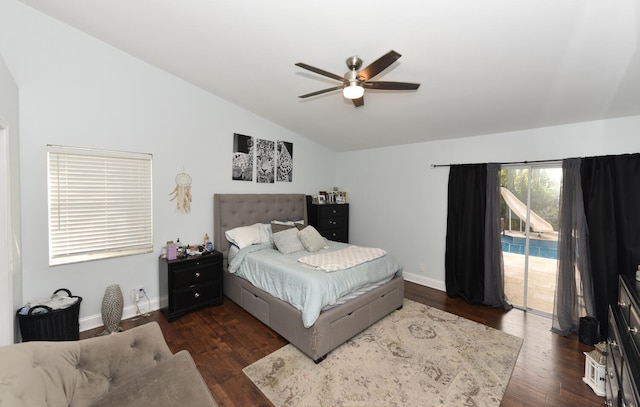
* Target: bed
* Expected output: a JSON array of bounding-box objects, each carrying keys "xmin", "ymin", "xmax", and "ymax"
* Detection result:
[{"xmin": 213, "ymin": 193, "xmax": 404, "ymax": 362}]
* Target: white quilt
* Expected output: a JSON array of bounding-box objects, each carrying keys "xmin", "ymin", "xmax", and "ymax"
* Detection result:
[{"xmin": 298, "ymin": 245, "xmax": 387, "ymax": 272}]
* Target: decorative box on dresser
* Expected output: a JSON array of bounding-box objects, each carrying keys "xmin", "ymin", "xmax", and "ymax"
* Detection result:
[
  {"xmin": 159, "ymin": 251, "xmax": 223, "ymax": 321},
  {"xmin": 608, "ymin": 274, "xmax": 640, "ymax": 407},
  {"xmin": 306, "ymin": 196, "xmax": 349, "ymax": 243}
]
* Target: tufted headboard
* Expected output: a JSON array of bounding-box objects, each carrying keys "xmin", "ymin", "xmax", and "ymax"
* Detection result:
[{"xmin": 213, "ymin": 194, "xmax": 308, "ymax": 264}]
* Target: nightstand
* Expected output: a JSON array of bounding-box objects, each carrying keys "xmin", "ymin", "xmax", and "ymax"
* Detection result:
[
  {"xmin": 159, "ymin": 251, "xmax": 223, "ymax": 321},
  {"xmin": 306, "ymin": 196, "xmax": 349, "ymax": 243}
]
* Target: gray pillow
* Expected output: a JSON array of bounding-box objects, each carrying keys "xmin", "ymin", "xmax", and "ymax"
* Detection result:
[
  {"xmin": 271, "ymin": 221, "xmax": 306, "ymax": 234},
  {"xmin": 298, "ymin": 225, "xmax": 328, "ymax": 252},
  {"xmin": 272, "ymin": 227, "xmax": 305, "ymax": 254}
]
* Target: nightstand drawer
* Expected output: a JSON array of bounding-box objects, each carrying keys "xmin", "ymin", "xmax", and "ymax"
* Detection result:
[
  {"xmin": 173, "ymin": 281, "xmax": 218, "ymax": 311},
  {"xmin": 173, "ymin": 264, "xmax": 217, "ymax": 288}
]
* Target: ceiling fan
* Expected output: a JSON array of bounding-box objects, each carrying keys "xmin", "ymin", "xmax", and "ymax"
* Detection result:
[{"xmin": 295, "ymin": 50, "xmax": 420, "ymax": 107}]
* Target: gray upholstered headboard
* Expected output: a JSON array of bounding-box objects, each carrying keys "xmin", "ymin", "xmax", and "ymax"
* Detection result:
[{"xmin": 213, "ymin": 193, "xmax": 308, "ymax": 263}]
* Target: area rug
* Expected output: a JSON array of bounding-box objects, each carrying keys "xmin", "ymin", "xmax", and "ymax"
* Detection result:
[{"xmin": 243, "ymin": 299, "xmax": 523, "ymax": 407}]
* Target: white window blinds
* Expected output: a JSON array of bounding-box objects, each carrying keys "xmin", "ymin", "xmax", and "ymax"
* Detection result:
[{"xmin": 47, "ymin": 145, "xmax": 153, "ymax": 266}]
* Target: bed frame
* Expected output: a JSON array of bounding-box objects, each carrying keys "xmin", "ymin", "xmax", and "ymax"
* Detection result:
[{"xmin": 213, "ymin": 193, "xmax": 404, "ymax": 362}]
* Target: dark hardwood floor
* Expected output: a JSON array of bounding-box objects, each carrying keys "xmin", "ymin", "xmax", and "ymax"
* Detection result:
[{"xmin": 81, "ymin": 281, "xmax": 604, "ymax": 406}]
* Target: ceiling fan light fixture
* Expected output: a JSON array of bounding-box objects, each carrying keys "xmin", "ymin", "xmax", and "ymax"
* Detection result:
[{"xmin": 343, "ymin": 82, "xmax": 364, "ymax": 99}]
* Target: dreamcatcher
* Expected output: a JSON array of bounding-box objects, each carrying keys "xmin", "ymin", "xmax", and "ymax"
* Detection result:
[{"xmin": 169, "ymin": 171, "xmax": 192, "ymax": 213}]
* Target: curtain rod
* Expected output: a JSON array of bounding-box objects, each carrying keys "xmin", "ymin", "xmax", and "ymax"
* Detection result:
[{"xmin": 431, "ymin": 158, "xmax": 563, "ymax": 168}]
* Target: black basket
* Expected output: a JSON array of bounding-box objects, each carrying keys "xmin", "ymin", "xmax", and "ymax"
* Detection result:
[{"xmin": 17, "ymin": 288, "xmax": 82, "ymax": 342}]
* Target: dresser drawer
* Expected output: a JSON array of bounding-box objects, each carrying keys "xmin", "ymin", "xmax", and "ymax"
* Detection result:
[
  {"xmin": 610, "ymin": 306, "xmax": 624, "ymax": 381},
  {"xmin": 317, "ymin": 216, "xmax": 348, "ymax": 230},
  {"xmin": 317, "ymin": 204, "xmax": 349, "ymax": 219},
  {"xmin": 607, "ymin": 341, "xmax": 620, "ymax": 407},
  {"xmin": 322, "ymin": 227, "xmax": 348, "ymax": 243},
  {"xmin": 621, "ymin": 360, "xmax": 640, "ymax": 407},
  {"xmin": 630, "ymin": 304, "xmax": 640, "ymax": 355},
  {"xmin": 621, "ymin": 279, "xmax": 634, "ymax": 323}
]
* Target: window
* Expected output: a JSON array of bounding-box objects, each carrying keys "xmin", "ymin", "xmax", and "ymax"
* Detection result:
[{"xmin": 47, "ymin": 145, "xmax": 153, "ymax": 265}]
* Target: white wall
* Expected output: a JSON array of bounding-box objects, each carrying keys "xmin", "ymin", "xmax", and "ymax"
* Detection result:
[
  {"xmin": 0, "ymin": 52, "xmax": 22, "ymax": 344},
  {"xmin": 0, "ymin": 0, "xmax": 336, "ymax": 330},
  {"xmin": 337, "ymin": 116, "xmax": 640, "ymax": 290}
]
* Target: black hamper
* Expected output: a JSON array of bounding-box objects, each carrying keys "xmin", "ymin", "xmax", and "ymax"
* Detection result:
[
  {"xmin": 579, "ymin": 316, "xmax": 600, "ymax": 346},
  {"xmin": 17, "ymin": 288, "xmax": 82, "ymax": 342}
]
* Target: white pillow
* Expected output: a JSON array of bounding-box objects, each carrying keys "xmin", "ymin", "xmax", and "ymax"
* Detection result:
[
  {"xmin": 271, "ymin": 227, "xmax": 305, "ymax": 254},
  {"xmin": 298, "ymin": 225, "xmax": 328, "ymax": 252},
  {"xmin": 258, "ymin": 223, "xmax": 272, "ymax": 245},
  {"xmin": 228, "ymin": 244, "xmax": 240, "ymax": 262},
  {"xmin": 225, "ymin": 223, "xmax": 261, "ymax": 249}
]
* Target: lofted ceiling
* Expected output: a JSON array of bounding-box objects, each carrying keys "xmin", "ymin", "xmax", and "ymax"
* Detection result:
[{"xmin": 19, "ymin": 0, "xmax": 640, "ymax": 152}]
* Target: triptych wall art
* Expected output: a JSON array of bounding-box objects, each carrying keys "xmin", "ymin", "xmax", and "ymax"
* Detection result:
[{"xmin": 232, "ymin": 133, "xmax": 293, "ymax": 183}]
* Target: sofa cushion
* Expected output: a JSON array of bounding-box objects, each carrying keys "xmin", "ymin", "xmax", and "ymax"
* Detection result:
[
  {"xmin": 92, "ymin": 350, "xmax": 216, "ymax": 407},
  {"xmin": 0, "ymin": 322, "xmax": 216, "ymax": 407}
]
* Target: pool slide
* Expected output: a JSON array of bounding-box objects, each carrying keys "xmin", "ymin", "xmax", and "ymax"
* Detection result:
[{"xmin": 500, "ymin": 187, "xmax": 555, "ymax": 233}]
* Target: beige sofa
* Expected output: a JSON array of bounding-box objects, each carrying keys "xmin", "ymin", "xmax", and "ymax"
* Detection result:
[{"xmin": 0, "ymin": 321, "xmax": 217, "ymax": 407}]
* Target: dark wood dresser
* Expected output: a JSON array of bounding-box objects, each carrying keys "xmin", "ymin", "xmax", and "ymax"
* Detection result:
[
  {"xmin": 159, "ymin": 251, "xmax": 223, "ymax": 321},
  {"xmin": 608, "ymin": 275, "xmax": 640, "ymax": 406},
  {"xmin": 306, "ymin": 196, "xmax": 349, "ymax": 243}
]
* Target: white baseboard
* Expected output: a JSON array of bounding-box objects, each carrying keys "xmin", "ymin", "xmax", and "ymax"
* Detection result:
[
  {"xmin": 79, "ymin": 297, "xmax": 161, "ymax": 332},
  {"xmin": 403, "ymin": 272, "xmax": 446, "ymax": 292}
]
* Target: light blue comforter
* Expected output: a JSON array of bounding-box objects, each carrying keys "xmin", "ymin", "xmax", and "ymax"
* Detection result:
[{"xmin": 229, "ymin": 241, "xmax": 403, "ymax": 328}]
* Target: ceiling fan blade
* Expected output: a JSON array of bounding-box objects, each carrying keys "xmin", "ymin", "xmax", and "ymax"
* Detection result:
[
  {"xmin": 295, "ymin": 62, "xmax": 347, "ymax": 82},
  {"xmin": 352, "ymin": 96, "xmax": 364, "ymax": 107},
  {"xmin": 363, "ymin": 81, "xmax": 421, "ymax": 90},
  {"xmin": 298, "ymin": 86, "xmax": 343, "ymax": 99},
  {"xmin": 357, "ymin": 50, "xmax": 402, "ymax": 81}
]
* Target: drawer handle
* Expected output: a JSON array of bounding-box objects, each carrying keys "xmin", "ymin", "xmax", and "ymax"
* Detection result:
[
  {"xmin": 194, "ymin": 292, "xmax": 200, "ymax": 299},
  {"xmin": 331, "ymin": 221, "xmax": 337, "ymax": 225},
  {"xmin": 629, "ymin": 326, "xmax": 639, "ymax": 335},
  {"xmin": 332, "ymin": 232, "xmax": 337, "ymax": 237},
  {"xmin": 195, "ymin": 272, "xmax": 201, "ymax": 278},
  {"xmin": 332, "ymin": 209, "xmax": 337, "ymax": 214}
]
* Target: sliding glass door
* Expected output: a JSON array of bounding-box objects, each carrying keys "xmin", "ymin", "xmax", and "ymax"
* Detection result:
[{"xmin": 500, "ymin": 165, "xmax": 561, "ymax": 315}]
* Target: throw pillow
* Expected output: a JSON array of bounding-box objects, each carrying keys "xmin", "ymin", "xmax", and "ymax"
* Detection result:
[
  {"xmin": 271, "ymin": 227, "xmax": 305, "ymax": 254},
  {"xmin": 271, "ymin": 221, "xmax": 306, "ymax": 234},
  {"xmin": 298, "ymin": 225, "xmax": 328, "ymax": 252}
]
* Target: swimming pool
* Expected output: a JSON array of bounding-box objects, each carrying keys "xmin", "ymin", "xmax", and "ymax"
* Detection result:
[{"xmin": 501, "ymin": 235, "xmax": 558, "ymax": 260}]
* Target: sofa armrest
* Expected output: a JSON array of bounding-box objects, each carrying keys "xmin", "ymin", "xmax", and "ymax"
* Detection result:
[{"xmin": 91, "ymin": 350, "xmax": 217, "ymax": 407}]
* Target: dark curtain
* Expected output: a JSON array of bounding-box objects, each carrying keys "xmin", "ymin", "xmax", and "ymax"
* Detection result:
[
  {"xmin": 484, "ymin": 163, "xmax": 511, "ymax": 309},
  {"xmin": 551, "ymin": 158, "xmax": 595, "ymax": 336},
  {"xmin": 581, "ymin": 153, "xmax": 640, "ymax": 338},
  {"xmin": 445, "ymin": 164, "xmax": 487, "ymax": 304}
]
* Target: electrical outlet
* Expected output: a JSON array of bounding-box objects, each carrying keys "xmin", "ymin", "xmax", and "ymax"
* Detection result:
[
  {"xmin": 419, "ymin": 263, "xmax": 426, "ymax": 273},
  {"xmin": 134, "ymin": 285, "xmax": 144, "ymax": 302}
]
